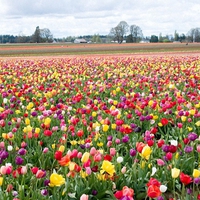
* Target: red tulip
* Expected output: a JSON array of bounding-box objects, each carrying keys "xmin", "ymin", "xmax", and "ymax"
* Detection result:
[
  {"xmin": 54, "ymin": 151, "xmax": 63, "ymax": 160},
  {"xmin": 180, "ymin": 172, "xmax": 192, "ymax": 185},
  {"xmin": 147, "ymin": 185, "xmax": 161, "ymax": 198},
  {"xmin": 161, "ymin": 118, "xmax": 168, "ymax": 126},
  {"xmin": 114, "ymin": 190, "xmax": 123, "ymax": 199},
  {"xmin": 147, "ymin": 178, "xmax": 161, "ymax": 187},
  {"xmin": 43, "ymin": 130, "xmax": 52, "ymax": 137}
]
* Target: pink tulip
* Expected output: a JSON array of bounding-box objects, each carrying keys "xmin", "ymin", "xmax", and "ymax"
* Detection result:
[
  {"xmin": 85, "ymin": 167, "xmax": 92, "ymax": 175},
  {"xmin": 93, "ymin": 152, "xmax": 102, "ymax": 162},
  {"xmin": 80, "ymin": 194, "xmax": 89, "ymax": 200},
  {"xmin": 0, "ymin": 142, "xmax": 5, "ymax": 149},
  {"xmin": 36, "ymin": 170, "xmax": 46, "ymax": 178},
  {"xmin": 115, "ymin": 138, "xmax": 121, "ymax": 144},
  {"xmin": 197, "ymin": 145, "xmax": 200, "ymax": 153},
  {"xmin": 90, "ymin": 147, "xmax": 97, "ymax": 156},
  {"xmin": 0, "ymin": 166, "xmax": 7, "ymax": 175},
  {"xmin": 107, "ymin": 141, "xmax": 112, "ymax": 147},
  {"xmin": 43, "ymin": 147, "xmax": 49, "ymax": 154},
  {"xmin": 77, "ymin": 152, "xmax": 83, "ymax": 159},
  {"xmin": 157, "ymin": 159, "xmax": 165, "ymax": 166},
  {"xmin": 21, "ymin": 166, "xmax": 28, "ymax": 175},
  {"xmin": 110, "ymin": 148, "xmax": 116, "ymax": 156}
]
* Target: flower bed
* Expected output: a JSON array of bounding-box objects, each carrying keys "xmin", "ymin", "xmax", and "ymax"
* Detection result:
[{"xmin": 0, "ymin": 55, "xmax": 200, "ymax": 200}]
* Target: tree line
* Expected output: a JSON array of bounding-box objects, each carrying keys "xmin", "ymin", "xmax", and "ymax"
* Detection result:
[
  {"xmin": 0, "ymin": 26, "xmax": 53, "ymax": 43},
  {"xmin": 0, "ymin": 23, "xmax": 200, "ymax": 44}
]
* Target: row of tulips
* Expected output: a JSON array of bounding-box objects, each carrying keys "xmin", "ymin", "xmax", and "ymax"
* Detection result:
[{"xmin": 0, "ymin": 55, "xmax": 199, "ymax": 200}]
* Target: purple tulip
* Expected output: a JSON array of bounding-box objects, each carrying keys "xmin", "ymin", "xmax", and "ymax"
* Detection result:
[
  {"xmin": 139, "ymin": 116, "xmax": 146, "ymax": 121},
  {"xmin": 89, "ymin": 116, "xmax": 93, "ymax": 121},
  {"xmin": 107, "ymin": 135, "xmax": 113, "ymax": 141},
  {"xmin": 134, "ymin": 126, "xmax": 141, "ymax": 133},
  {"xmin": 0, "ymin": 150, "xmax": 9, "ymax": 160},
  {"xmin": 187, "ymin": 188, "xmax": 192, "ymax": 194},
  {"xmin": 92, "ymin": 190, "xmax": 98, "ymax": 195},
  {"xmin": 188, "ymin": 132, "xmax": 198, "ymax": 141},
  {"xmin": 130, "ymin": 123, "xmax": 137, "ymax": 129},
  {"xmin": 184, "ymin": 146, "xmax": 193, "ymax": 153},
  {"xmin": 41, "ymin": 189, "xmax": 48, "ymax": 196},
  {"xmin": 15, "ymin": 156, "xmax": 24, "ymax": 165},
  {"xmin": 44, "ymin": 179, "xmax": 50, "ymax": 186},
  {"xmin": 162, "ymin": 145, "xmax": 169, "ymax": 153},
  {"xmin": 157, "ymin": 196, "xmax": 164, "ymax": 200},
  {"xmin": 130, "ymin": 148, "xmax": 137, "ymax": 157},
  {"xmin": 194, "ymin": 177, "xmax": 200, "ymax": 184},
  {"xmin": 122, "ymin": 135, "xmax": 129, "ymax": 143},
  {"xmin": 31, "ymin": 111, "xmax": 38, "ymax": 117},
  {"xmin": 18, "ymin": 148, "xmax": 27, "ymax": 156}
]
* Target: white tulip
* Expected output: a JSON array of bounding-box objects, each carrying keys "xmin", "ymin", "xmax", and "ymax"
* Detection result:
[
  {"xmin": 160, "ymin": 185, "xmax": 167, "ymax": 193},
  {"xmin": 117, "ymin": 156, "xmax": 123, "ymax": 163},
  {"xmin": 151, "ymin": 167, "xmax": 157, "ymax": 176}
]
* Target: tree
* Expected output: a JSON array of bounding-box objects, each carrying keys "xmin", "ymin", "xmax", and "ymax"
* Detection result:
[
  {"xmin": 109, "ymin": 21, "xmax": 129, "ymax": 43},
  {"xmin": 128, "ymin": 25, "xmax": 143, "ymax": 43},
  {"xmin": 32, "ymin": 26, "xmax": 41, "ymax": 43},
  {"xmin": 92, "ymin": 34, "xmax": 102, "ymax": 43},
  {"xmin": 150, "ymin": 35, "xmax": 158, "ymax": 43},
  {"xmin": 187, "ymin": 28, "xmax": 200, "ymax": 42},
  {"xmin": 159, "ymin": 33, "xmax": 163, "ymax": 42},
  {"xmin": 179, "ymin": 33, "xmax": 186, "ymax": 42},
  {"xmin": 32, "ymin": 26, "xmax": 53, "ymax": 43},
  {"xmin": 40, "ymin": 28, "xmax": 53, "ymax": 43},
  {"xmin": 174, "ymin": 30, "xmax": 179, "ymax": 41}
]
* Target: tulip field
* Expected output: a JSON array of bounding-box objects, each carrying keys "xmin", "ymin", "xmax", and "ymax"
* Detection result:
[{"xmin": 0, "ymin": 52, "xmax": 200, "ymax": 200}]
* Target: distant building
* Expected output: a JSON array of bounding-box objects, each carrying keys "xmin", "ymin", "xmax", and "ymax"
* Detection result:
[
  {"xmin": 74, "ymin": 39, "xmax": 87, "ymax": 43},
  {"xmin": 140, "ymin": 39, "xmax": 150, "ymax": 43}
]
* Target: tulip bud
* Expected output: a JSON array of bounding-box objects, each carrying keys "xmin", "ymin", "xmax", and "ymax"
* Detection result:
[{"xmin": 121, "ymin": 166, "xmax": 126, "ymax": 174}]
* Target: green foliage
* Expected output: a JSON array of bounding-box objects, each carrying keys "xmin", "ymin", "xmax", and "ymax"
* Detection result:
[{"xmin": 150, "ymin": 35, "xmax": 158, "ymax": 43}]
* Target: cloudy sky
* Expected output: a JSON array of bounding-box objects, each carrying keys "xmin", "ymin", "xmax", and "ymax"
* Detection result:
[{"xmin": 0, "ymin": 0, "xmax": 199, "ymax": 38}]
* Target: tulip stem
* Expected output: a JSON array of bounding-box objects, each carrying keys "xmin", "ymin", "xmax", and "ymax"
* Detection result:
[
  {"xmin": 173, "ymin": 179, "xmax": 176, "ymax": 200},
  {"xmin": 181, "ymin": 184, "xmax": 185, "ymax": 199}
]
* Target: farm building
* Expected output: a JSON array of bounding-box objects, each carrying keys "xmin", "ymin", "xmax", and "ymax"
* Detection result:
[{"xmin": 74, "ymin": 38, "xmax": 87, "ymax": 43}]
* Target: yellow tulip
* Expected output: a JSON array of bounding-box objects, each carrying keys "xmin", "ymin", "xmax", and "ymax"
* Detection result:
[
  {"xmin": 116, "ymin": 87, "xmax": 120, "ymax": 92},
  {"xmin": 171, "ymin": 168, "xmax": 180, "ymax": 178},
  {"xmin": 35, "ymin": 128, "xmax": 40, "ymax": 134},
  {"xmin": 59, "ymin": 145, "xmax": 65, "ymax": 153},
  {"xmin": 113, "ymin": 100, "xmax": 118, "ymax": 105},
  {"xmin": 70, "ymin": 140, "xmax": 77, "ymax": 145},
  {"xmin": 100, "ymin": 160, "xmax": 115, "ymax": 176},
  {"xmin": 193, "ymin": 169, "xmax": 200, "ymax": 178},
  {"xmin": 111, "ymin": 124, "xmax": 117, "ymax": 129},
  {"xmin": 102, "ymin": 125, "xmax": 109, "ymax": 132},
  {"xmin": 181, "ymin": 116, "xmax": 187, "ymax": 122},
  {"xmin": 97, "ymin": 142, "xmax": 103, "ymax": 147},
  {"xmin": 69, "ymin": 162, "xmax": 76, "ymax": 171},
  {"xmin": 141, "ymin": 146, "xmax": 152, "ymax": 160},
  {"xmin": 49, "ymin": 173, "xmax": 65, "ymax": 187},
  {"xmin": 0, "ymin": 177, "xmax": 3, "ymax": 186},
  {"xmin": 80, "ymin": 170, "xmax": 88, "ymax": 178},
  {"xmin": 189, "ymin": 109, "xmax": 196, "ymax": 115},
  {"xmin": 25, "ymin": 118, "xmax": 30, "ymax": 125},
  {"xmin": 92, "ymin": 112, "xmax": 97, "ymax": 117},
  {"xmin": 195, "ymin": 121, "xmax": 200, "ymax": 127},
  {"xmin": 44, "ymin": 117, "xmax": 51, "ymax": 126},
  {"xmin": 81, "ymin": 152, "xmax": 90, "ymax": 163},
  {"xmin": 148, "ymin": 100, "xmax": 154, "ymax": 106}
]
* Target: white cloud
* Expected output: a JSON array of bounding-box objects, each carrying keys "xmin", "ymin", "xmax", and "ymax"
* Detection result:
[{"xmin": 0, "ymin": 0, "xmax": 199, "ymax": 38}]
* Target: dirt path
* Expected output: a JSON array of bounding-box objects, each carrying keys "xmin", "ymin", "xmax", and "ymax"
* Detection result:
[{"xmin": 1, "ymin": 51, "xmax": 200, "ymax": 61}]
